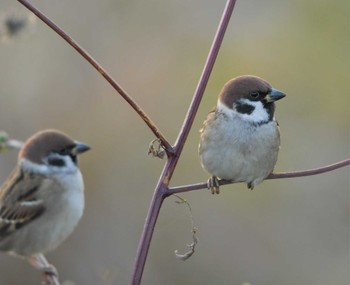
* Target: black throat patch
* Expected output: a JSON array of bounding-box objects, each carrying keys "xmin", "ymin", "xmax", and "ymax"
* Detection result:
[{"xmin": 262, "ymin": 101, "xmax": 276, "ymax": 122}]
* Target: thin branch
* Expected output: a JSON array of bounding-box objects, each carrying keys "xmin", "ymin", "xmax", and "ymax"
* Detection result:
[
  {"xmin": 130, "ymin": 1, "xmax": 237, "ymax": 284},
  {"xmin": 130, "ymin": 182, "xmax": 167, "ymax": 285},
  {"xmin": 168, "ymin": 158, "xmax": 350, "ymax": 194},
  {"xmin": 16, "ymin": 0, "xmax": 173, "ymax": 155}
]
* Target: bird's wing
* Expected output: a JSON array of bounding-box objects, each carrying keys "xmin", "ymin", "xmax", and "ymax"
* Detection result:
[
  {"xmin": 208, "ymin": 106, "xmax": 216, "ymax": 114},
  {"xmin": 0, "ymin": 167, "xmax": 46, "ymax": 237},
  {"xmin": 199, "ymin": 106, "xmax": 219, "ymax": 135}
]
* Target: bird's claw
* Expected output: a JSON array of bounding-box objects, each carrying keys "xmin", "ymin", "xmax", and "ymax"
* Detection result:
[
  {"xmin": 207, "ymin": 176, "xmax": 220, "ymax": 194},
  {"xmin": 41, "ymin": 264, "xmax": 58, "ymax": 277},
  {"xmin": 247, "ymin": 181, "xmax": 255, "ymax": 190},
  {"xmin": 27, "ymin": 255, "xmax": 59, "ymax": 280}
]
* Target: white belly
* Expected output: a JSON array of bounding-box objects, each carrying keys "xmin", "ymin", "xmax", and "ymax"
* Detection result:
[{"xmin": 199, "ymin": 112, "xmax": 280, "ymax": 187}]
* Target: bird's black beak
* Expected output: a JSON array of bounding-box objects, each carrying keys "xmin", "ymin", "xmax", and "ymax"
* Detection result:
[
  {"xmin": 72, "ymin": 142, "xmax": 91, "ymax": 155},
  {"xmin": 266, "ymin": 88, "xmax": 286, "ymax": 102}
]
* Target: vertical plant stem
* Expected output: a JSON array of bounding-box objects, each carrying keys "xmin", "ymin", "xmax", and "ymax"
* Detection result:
[
  {"xmin": 130, "ymin": 167, "xmax": 169, "ymax": 285},
  {"xmin": 130, "ymin": 1, "xmax": 237, "ymax": 284}
]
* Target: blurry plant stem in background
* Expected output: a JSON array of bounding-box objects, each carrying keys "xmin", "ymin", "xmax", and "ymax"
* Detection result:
[
  {"xmin": 12, "ymin": 0, "xmax": 350, "ymax": 285},
  {"xmin": 0, "ymin": 131, "xmax": 23, "ymax": 151}
]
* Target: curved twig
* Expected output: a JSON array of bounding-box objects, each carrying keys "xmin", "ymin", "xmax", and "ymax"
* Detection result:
[
  {"xmin": 168, "ymin": 158, "xmax": 350, "ymax": 194},
  {"xmin": 17, "ymin": 0, "xmax": 173, "ymax": 155}
]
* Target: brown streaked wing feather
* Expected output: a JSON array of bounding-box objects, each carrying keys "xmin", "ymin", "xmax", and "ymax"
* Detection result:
[
  {"xmin": 0, "ymin": 167, "xmax": 46, "ymax": 237},
  {"xmin": 209, "ymin": 106, "xmax": 216, "ymax": 114},
  {"xmin": 199, "ymin": 106, "xmax": 216, "ymax": 134}
]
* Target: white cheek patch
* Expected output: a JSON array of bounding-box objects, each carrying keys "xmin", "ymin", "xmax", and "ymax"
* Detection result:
[
  {"xmin": 234, "ymin": 99, "xmax": 269, "ymax": 123},
  {"xmin": 216, "ymin": 101, "xmax": 236, "ymax": 117},
  {"xmin": 21, "ymin": 155, "xmax": 78, "ymax": 176}
]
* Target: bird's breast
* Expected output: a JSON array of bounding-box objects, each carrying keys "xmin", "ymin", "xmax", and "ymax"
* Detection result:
[{"xmin": 199, "ymin": 115, "xmax": 280, "ymax": 182}]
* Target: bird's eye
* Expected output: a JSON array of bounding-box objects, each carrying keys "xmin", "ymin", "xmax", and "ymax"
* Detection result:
[
  {"xmin": 250, "ymin": 91, "xmax": 260, "ymax": 99},
  {"xmin": 57, "ymin": 148, "xmax": 70, "ymax": 155},
  {"xmin": 56, "ymin": 144, "xmax": 75, "ymax": 155}
]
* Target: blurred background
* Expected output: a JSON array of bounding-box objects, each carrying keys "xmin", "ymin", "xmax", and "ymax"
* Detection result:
[{"xmin": 0, "ymin": 0, "xmax": 349, "ymax": 284}]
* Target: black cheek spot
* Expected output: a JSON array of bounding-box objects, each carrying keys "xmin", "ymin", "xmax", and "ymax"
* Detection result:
[
  {"xmin": 236, "ymin": 102, "xmax": 255, "ymax": 115},
  {"xmin": 48, "ymin": 157, "xmax": 65, "ymax": 167}
]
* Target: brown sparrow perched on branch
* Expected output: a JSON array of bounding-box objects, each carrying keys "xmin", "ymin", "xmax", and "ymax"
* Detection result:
[
  {"xmin": 199, "ymin": 75, "xmax": 286, "ymax": 194},
  {"xmin": 0, "ymin": 129, "xmax": 90, "ymax": 272}
]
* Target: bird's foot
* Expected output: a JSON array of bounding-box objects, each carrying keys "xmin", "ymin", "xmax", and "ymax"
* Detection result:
[
  {"xmin": 27, "ymin": 255, "xmax": 59, "ymax": 277},
  {"xmin": 247, "ymin": 181, "xmax": 255, "ymax": 190},
  {"xmin": 41, "ymin": 264, "xmax": 58, "ymax": 277},
  {"xmin": 207, "ymin": 176, "xmax": 220, "ymax": 194}
]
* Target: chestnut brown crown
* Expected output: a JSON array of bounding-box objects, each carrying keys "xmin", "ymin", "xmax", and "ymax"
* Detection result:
[
  {"xmin": 219, "ymin": 75, "xmax": 273, "ymax": 108},
  {"xmin": 19, "ymin": 130, "xmax": 88, "ymax": 164}
]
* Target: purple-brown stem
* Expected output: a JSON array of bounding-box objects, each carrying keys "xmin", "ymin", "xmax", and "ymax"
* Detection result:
[
  {"xmin": 130, "ymin": 1, "xmax": 237, "ymax": 284},
  {"xmin": 130, "ymin": 170, "xmax": 168, "ymax": 285},
  {"xmin": 17, "ymin": 0, "xmax": 173, "ymax": 155},
  {"xmin": 168, "ymin": 158, "xmax": 350, "ymax": 194},
  {"xmin": 173, "ymin": 0, "xmax": 238, "ymax": 158}
]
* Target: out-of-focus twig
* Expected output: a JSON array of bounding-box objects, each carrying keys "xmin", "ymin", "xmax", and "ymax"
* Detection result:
[
  {"xmin": 0, "ymin": 8, "xmax": 37, "ymax": 42},
  {"xmin": 0, "ymin": 131, "xmax": 23, "ymax": 152}
]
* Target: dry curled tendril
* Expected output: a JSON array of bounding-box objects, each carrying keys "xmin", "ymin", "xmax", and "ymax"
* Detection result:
[
  {"xmin": 174, "ymin": 227, "xmax": 199, "ymax": 261},
  {"xmin": 173, "ymin": 195, "xmax": 199, "ymax": 261},
  {"xmin": 148, "ymin": 138, "xmax": 166, "ymax": 159}
]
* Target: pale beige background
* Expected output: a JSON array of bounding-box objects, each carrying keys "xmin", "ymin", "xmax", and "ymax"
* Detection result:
[{"xmin": 0, "ymin": 0, "xmax": 349, "ymax": 284}]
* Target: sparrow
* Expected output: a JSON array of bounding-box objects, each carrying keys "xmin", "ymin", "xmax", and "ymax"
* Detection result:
[
  {"xmin": 199, "ymin": 75, "xmax": 286, "ymax": 194},
  {"xmin": 0, "ymin": 129, "xmax": 90, "ymax": 273}
]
